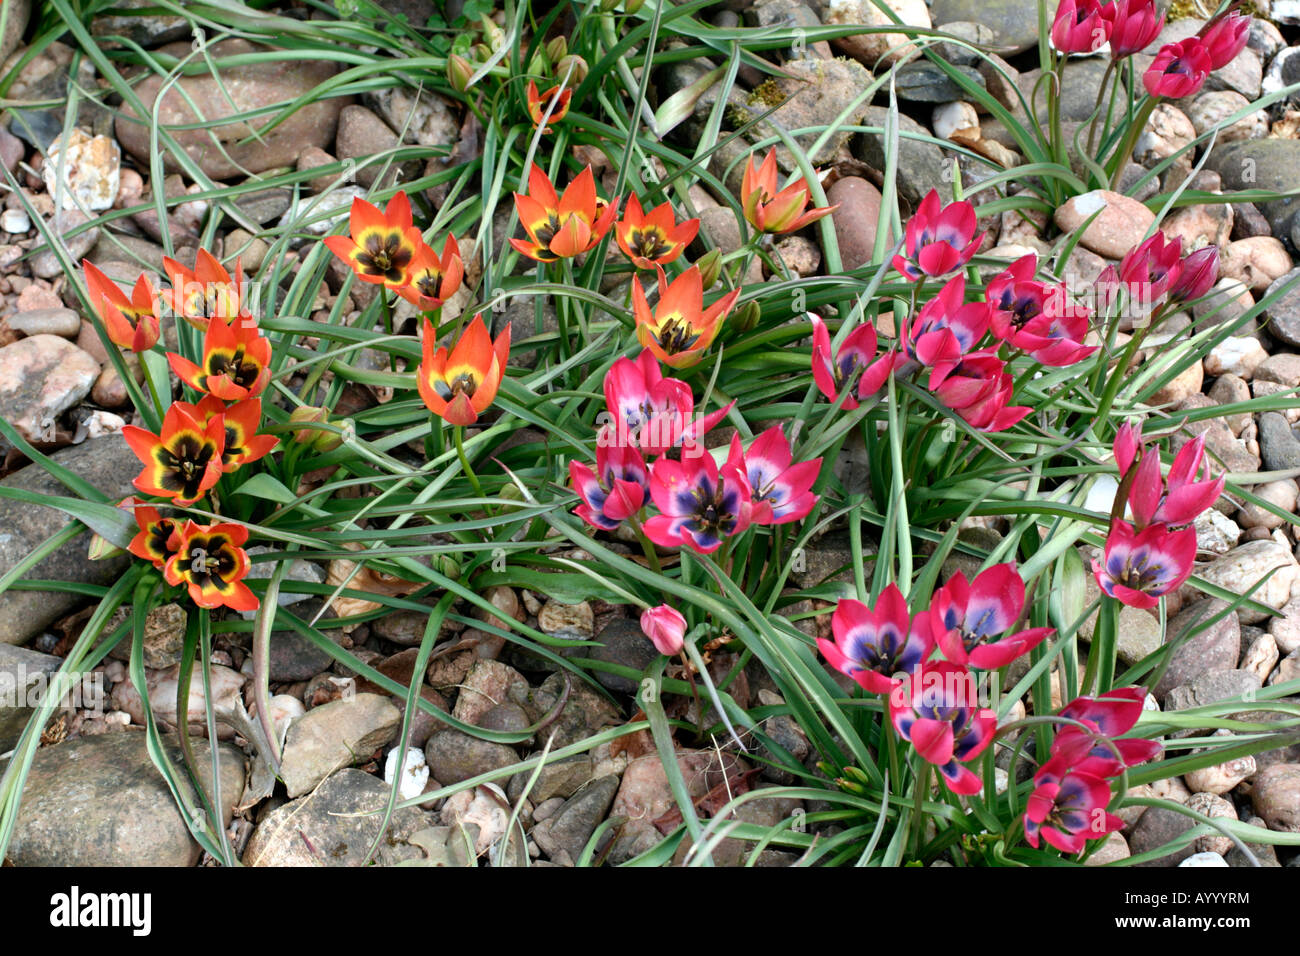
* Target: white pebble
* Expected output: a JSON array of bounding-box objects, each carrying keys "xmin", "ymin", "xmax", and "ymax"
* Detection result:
[
  {"xmin": 1178, "ymin": 851, "xmax": 1228, "ymax": 867},
  {"xmin": 1, "ymin": 208, "xmax": 30, "ymax": 233},
  {"xmin": 384, "ymin": 746, "xmax": 430, "ymax": 801}
]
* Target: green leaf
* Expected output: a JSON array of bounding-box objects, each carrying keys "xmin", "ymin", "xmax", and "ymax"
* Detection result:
[
  {"xmin": 231, "ymin": 472, "xmax": 299, "ymax": 505},
  {"xmin": 0, "ymin": 488, "xmax": 134, "ymax": 549}
]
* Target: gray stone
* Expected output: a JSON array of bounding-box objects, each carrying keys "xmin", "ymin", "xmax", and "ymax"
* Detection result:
[
  {"xmin": 894, "ymin": 62, "xmax": 985, "ymax": 103},
  {"xmin": 7, "ymin": 308, "xmax": 81, "ymax": 339},
  {"xmin": 7, "ymin": 731, "xmax": 244, "ymax": 866},
  {"xmin": 1264, "ymin": 267, "xmax": 1300, "ymax": 347},
  {"xmin": 280, "ymin": 693, "xmax": 401, "ymax": 797},
  {"xmin": 530, "ymin": 774, "xmax": 619, "ymax": 863},
  {"xmin": 508, "ymin": 671, "xmax": 621, "ymax": 750},
  {"xmin": 0, "ymin": 335, "xmax": 99, "ymax": 444},
  {"xmin": 423, "ymin": 729, "xmax": 518, "ymax": 786},
  {"xmin": 855, "ymin": 106, "xmax": 952, "ymax": 206},
  {"xmin": 1165, "ymin": 669, "xmax": 1262, "ymax": 724},
  {"xmin": 573, "ymin": 617, "xmax": 659, "ymax": 694},
  {"xmin": 928, "ymin": 0, "xmax": 1039, "ymax": 54},
  {"xmin": 1155, "ymin": 600, "xmax": 1241, "ymax": 702},
  {"xmin": 0, "ymin": 642, "xmax": 62, "ymax": 752},
  {"xmin": 0, "ymin": 0, "xmax": 30, "ymax": 63},
  {"xmin": 1208, "ymin": 140, "xmax": 1300, "ymax": 245},
  {"xmin": 739, "ymin": 57, "xmax": 876, "ymax": 167},
  {"xmin": 1129, "ymin": 804, "xmax": 1198, "ymax": 867},
  {"xmin": 1258, "ymin": 412, "xmax": 1300, "ymax": 471},
  {"xmin": 243, "ymin": 768, "xmax": 429, "ymax": 866},
  {"xmin": 0, "ymin": 435, "xmax": 138, "ymax": 646},
  {"xmin": 507, "ymin": 754, "xmax": 593, "ymax": 805}
]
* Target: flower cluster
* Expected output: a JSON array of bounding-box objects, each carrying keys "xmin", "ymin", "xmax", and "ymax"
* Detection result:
[
  {"xmin": 85, "ymin": 253, "xmax": 278, "ymax": 612},
  {"xmin": 1050, "ymin": 1, "xmax": 1250, "ymax": 100},
  {"xmin": 570, "ymin": 349, "xmax": 821, "ymax": 553},
  {"xmin": 1024, "ymin": 688, "xmax": 1162, "ymax": 853},
  {"xmin": 1106, "ymin": 233, "xmax": 1220, "ymax": 313},
  {"xmin": 1093, "ymin": 421, "xmax": 1223, "ymax": 609},
  {"xmin": 818, "ymin": 563, "xmax": 1052, "ymax": 794}
]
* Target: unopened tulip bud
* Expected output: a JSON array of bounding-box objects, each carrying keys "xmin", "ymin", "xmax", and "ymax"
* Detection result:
[
  {"xmin": 546, "ymin": 36, "xmax": 567, "ymax": 63},
  {"xmin": 1168, "ymin": 246, "xmax": 1219, "ymax": 303},
  {"xmin": 557, "ymin": 54, "xmax": 588, "ymax": 83},
  {"xmin": 640, "ymin": 604, "xmax": 687, "ymax": 655},
  {"xmin": 290, "ymin": 406, "xmax": 344, "ymax": 452},
  {"xmin": 434, "ymin": 554, "xmax": 462, "ymax": 581},
  {"xmin": 696, "ymin": 248, "xmax": 722, "ymax": 289},
  {"xmin": 447, "ymin": 54, "xmax": 474, "ymax": 93},
  {"xmin": 88, "ymin": 532, "xmax": 123, "ymax": 561},
  {"xmin": 480, "ymin": 15, "xmax": 505, "ymax": 52},
  {"xmin": 732, "ymin": 299, "xmax": 760, "ymax": 333}
]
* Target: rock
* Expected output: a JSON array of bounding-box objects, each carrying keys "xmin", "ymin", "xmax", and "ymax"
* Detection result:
[
  {"xmin": 1147, "ymin": 354, "xmax": 1202, "ymax": 404},
  {"xmin": 1256, "ymin": 353, "xmax": 1300, "ymax": 387},
  {"xmin": 90, "ymin": 365, "xmax": 128, "ymax": 408},
  {"xmin": 1208, "ymin": 140, "xmax": 1300, "ymax": 244},
  {"xmin": 1221, "ymin": 237, "xmax": 1291, "ymax": 294},
  {"xmin": 0, "ymin": 0, "xmax": 30, "ymax": 64},
  {"xmin": 1206, "ymin": 373, "xmax": 1251, "ymax": 434},
  {"xmin": 0, "ymin": 435, "xmax": 137, "ymax": 646},
  {"xmin": 1179, "ymin": 850, "xmax": 1228, "ymax": 866},
  {"xmin": 7, "ymin": 307, "xmax": 80, "ymax": 339},
  {"xmin": 89, "ymin": 0, "xmax": 188, "ymax": 46},
  {"xmin": 742, "ymin": 57, "xmax": 875, "ymax": 166},
  {"xmin": 243, "ymin": 768, "xmax": 429, "ymax": 866},
  {"xmin": 1185, "ymin": 750, "xmax": 1256, "ymax": 796},
  {"xmin": 29, "ymin": 210, "xmax": 101, "ymax": 278},
  {"xmin": 1, "ymin": 207, "xmax": 28, "ymax": 233},
  {"xmin": 1197, "ymin": 539, "xmax": 1300, "ymax": 624},
  {"xmin": 1129, "ymin": 804, "xmax": 1198, "ymax": 867},
  {"xmin": 828, "ymin": 176, "xmax": 886, "ymax": 271},
  {"xmin": 572, "ymin": 617, "xmax": 660, "ymax": 694},
  {"xmin": 424, "ymin": 729, "xmax": 518, "ymax": 786},
  {"xmin": 530, "ymin": 775, "xmax": 619, "ymax": 864},
  {"xmin": 773, "ymin": 235, "xmax": 821, "ymax": 276},
  {"xmin": 1251, "ymin": 764, "xmax": 1300, "ymax": 832},
  {"xmin": 7, "ymin": 731, "xmax": 244, "ymax": 866},
  {"xmin": 1195, "ymin": 507, "xmax": 1241, "ymax": 556},
  {"xmin": 0, "ymin": 642, "xmax": 62, "ymax": 751},
  {"xmin": 1268, "ymin": 596, "xmax": 1300, "ymax": 655},
  {"xmin": 1114, "ymin": 605, "xmax": 1163, "ymax": 666},
  {"xmin": 894, "ymin": 62, "xmax": 984, "ymax": 103},
  {"xmin": 508, "ymin": 671, "xmax": 621, "ymax": 749},
  {"xmin": 822, "ymin": 0, "xmax": 931, "ymax": 64},
  {"xmin": 279, "ymin": 693, "xmax": 400, "ymax": 797},
  {"xmin": 1053, "ymin": 191, "xmax": 1155, "ymax": 260},
  {"xmin": 507, "ymin": 754, "xmax": 594, "ymax": 805},
  {"xmin": 1191, "ymin": 278, "xmax": 1255, "ymax": 334},
  {"xmin": 1136, "ymin": 104, "xmax": 1195, "ymax": 169},
  {"xmin": 1161, "ymin": 200, "xmax": 1233, "ymax": 250},
  {"xmin": 1259, "ymin": 412, "xmax": 1300, "ymax": 472},
  {"xmin": 110, "ymin": 662, "xmax": 246, "ymax": 738},
  {"xmin": 746, "ymin": 1, "xmax": 833, "ymax": 60},
  {"xmin": 1241, "ymin": 631, "xmax": 1280, "ymax": 684},
  {"xmin": 115, "ymin": 39, "xmax": 346, "ymax": 179},
  {"xmin": 1165, "ymin": 669, "xmax": 1262, "ymax": 721},
  {"xmin": 1154, "ymin": 599, "xmax": 1241, "ymax": 701},
  {"xmin": 932, "ymin": 101, "xmax": 979, "ymax": 142},
  {"xmin": 538, "ymin": 599, "xmax": 594, "ymax": 640},
  {"xmin": 1084, "ymin": 830, "xmax": 1130, "ymax": 865},
  {"xmin": 334, "ymin": 105, "xmax": 399, "ymax": 188},
  {"xmin": 606, "ymin": 750, "xmax": 747, "ymax": 863},
  {"xmin": 1266, "ymin": 268, "xmax": 1300, "ymax": 347},
  {"xmin": 451, "ymin": 659, "xmax": 528, "ymax": 727},
  {"xmin": 364, "ymin": 86, "xmax": 458, "ymax": 150},
  {"xmin": 42, "ymin": 129, "xmax": 120, "ymax": 211},
  {"xmin": 1237, "ymin": 479, "xmax": 1298, "ymax": 530},
  {"xmin": 384, "ymin": 746, "xmax": 430, "ymax": 800},
  {"xmin": 855, "ymin": 106, "xmax": 952, "ymax": 206},
  {"xmin": 1186, "ymin": 791, "xmax": 1237, "ymax": 856},
  {"xmin": 106, "ymin": 602, "xmax": 185, "ymax": 669},
  {"xmin": 928, "ymin": 0, "xmax": 1038, "ymax": 53},
  {"xmin": 1187, "ymin": 90, "xmax": 1268, "ymax": 144}
]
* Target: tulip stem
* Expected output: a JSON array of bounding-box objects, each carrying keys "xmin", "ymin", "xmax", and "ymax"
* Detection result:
[
  {"xmin": 624, "ymin": 512, "xmax": 663, "ymax": 577},
  {"xmin": 1085, "ymin": 60, "xmax": 1117, "ymax": 159},
  {"xmin": 1105, "ymin": 96, "xmax": 1159, "ymax": 184},
  {"xmin": 909, "ymin": 759, "xmax": 931, "ymax": 861},
  {"xmin": 453, "ymin": 424, "xmax": 485, "ymax": 504}
]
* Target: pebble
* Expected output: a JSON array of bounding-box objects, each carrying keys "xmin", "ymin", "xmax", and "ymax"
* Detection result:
[
  {"xmin": 1053, "ymin": 191, "xmax": 1155, "ymax": 260},
  {"xmin": 384, "ymin": 746, "xmax": 431, "ymax": 801},
  {"xmin": 1204, "ymin": 336, "xmax": 1266, "ymax": 381},
  {"xmin": 538, "ymin": 599, "xmax": 594, "ymax": 640},
  {"xmin": 1, "ymin": 208, "xmax": 28, "ymax": 233},
  {"xmin": 1258, "ymin": 411, "xmax": 1300, "ymax": 471},
  {"xmin": 424, "ymin": 729, "xmax": 518, "ymax": 786},
  {"xmin": 828, "ymin": 176, "xmax": 886, "ymax": 272},
  {"xmin": 0, "ymin": 335, "xmax": 100, "ymax": 445},
  {"xmin": 1187, "ymin": 90, "xmax": 1268, "ymax": 143},
  {"xmin": 1197, "ymin": 540, "xmax": 1300, "ymax": 623},
  {"xmin": 824, "ymin": 0, "xmax": 930, "ymax": 64},
  {"xmin": 29, "ymin": 209, "xmax": 101, "ymax": 279},
  {"xmin": 1195, "ymin": 507, "xmax": 1242, "ymax": 555},
  {"xmin": 1129, "ymin": 804, "xmax": 1198, "ymax": 867},
  {"xmin": 1154, "ymin": 599, "xmax": 1241, "ymax": 701},
  {"xmin": 1250, "ymin": 763, "xmax": 1300, "ymax": 832},
  {"xmin": 7, "ymin": 307, "xmax": 80, "ymax": 339},
  {"xmin": 1255, "ymin": 352, "xmax": 1300, "ymax": 387},
  {"xmin": 278, "ymin": 693, "xmax": 401, "ymax": 797},
  {"xmin": 1268, "ymin": 596, "xmax": 1300, "ymax": 654},
  {"xmin": 42, "ymin": 129, "xmax": 120, "ymax": 211},
  {"xmin": 1241, "ymin": 631, "xmax": 1281, "ymax": 684},
  {"xmin": 530, "ymin": 775, "xmax": 620, "ymax": 864},
  {"xmin": 451, "ymin": 659, "xmax": 528, "ymax": 727},
  {"xmin": 1237, "ymin": 479, "xmax": 1298, "ymax": 530},
  {"xmin": 335, "ymin": 105, "xmax": 400, "ymax": 188},
  {"xmin": 1179, "ymin": 851, "xmax": 1229, "ymax": 866},
  {"xmin": 1220, "ymin": 237, "xmax": 1291, "ymax": 293}
]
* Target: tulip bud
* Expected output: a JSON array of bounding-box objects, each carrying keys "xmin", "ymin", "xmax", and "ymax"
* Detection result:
[
  {"xmin": 447, "ymin": 54, "xmax": 474, "ymax": 93},
  {"xmin": 433, "ymin": 554, "xmax": 462, "ymax": 581},
  {"xmin": 480, "ymin": 15, "xmax": 505, "ymax": 52},
  {"xmin": 497, "ymin": 481, "xmax": 526, "ymax": 512},
  {"xmin": 545, "ymin": 36, "xmax": 567, "ymax": 64},
  {"xmin": 290, "ymin": 406, "xmax": 344, "ymax": 452},
  {"xmin": 88, "ymin": 532, "xmax": 124, "ymax": 561},
  {"xmin": 557, "ymin": 54, "xmax": 588, "ymax": 84},
  {"xmin": 1168, "ymin": 246, "xmax": 1219, "ymax": 303},
  {"xmin": 640, "ymin": 604, "xmax": 687, "ymax": 655},
  {"xmin": 695, "ymin": 248, "xmax": 722, "ymax": 289},
  {"xmin": 731, "ymin": 299, "xmax": 760, "ymax": 333}
]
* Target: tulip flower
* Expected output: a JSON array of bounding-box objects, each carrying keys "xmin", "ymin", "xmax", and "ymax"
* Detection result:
[
  {"xmin": 164, "ymin": 520, "xmax": 258, "ymax": 612},
  {"xmin": 162, "ymin": 248, "xmax": 251, "ymax": 331},
  {"xmin": 1048, "ymin": 686, "xmax": 1162, "ymax": 778},
  {"xmin": 615, "ymin": 194, "xmax": 699, "ymax": 270},
  {"xmin": 1144, "ymin": 37, "xmax": 1212, "ymax": 99},
  {"xmin": 122, "ymin": 402, "xmax": 226, "ymax": 506},
  {"xmin": 810, "ymin": 315, "xmax": 898, "ymax": 410},
  {"xmin": 817, "ymin": 585, "xmax": 935, "ymax": 696},
  {"xmin": 570, "ymin": 442, "xmax": 650, "ymax": 531},
  {"xmin": 931, "ymin": 564, "xmax": 1054, "ymax": 670},
  {"xmin": 641, "ymin": 604, "xmax": 687, "ymax": 656},
  {"xmin": 396, "ymin": 235, "xmax": 464, "ymax": 312},
  {"xmin": 82, "ymin": 260, "xmax": 160, "ymax": 352},
  {"xmin": 323, "ymin": 191, "xmax": 423, "ymax": 291},
  {"xmin": 892, "ymin": 190, "xmax": 982, "ymax": 282},
  {"xmin": 1200, "ymin": 11, "xmax": 1250, "ymax": 70},
  {"xmin": 740, "ymin": 148, "xmax": 837, "ymax": 235},
  {"xmin": 888, "ymin": 661, "xmax": 998, "ymax": 795},
  {"xmin": 632, "ymin": 265, "xmax": 739, "ymax": 369},
  {"xmin": 125, "ymin": 498, "xmax": 181, "ymax": 570},
  {"xmin": 1024, "ymin": 766, "xmax": 1124, "ymax": 853},
  {"xmin": 168, "ymin": 316, "xmax": 272, "ymax": 402},
  {"xmin": 643, "ymin": 451, "xmax": 752, "ymax": 554},
  {"xmin": 1051, "ymin": 0, "xmax": 1111, "ymax": 54},
  {"xmin": 1093, "ymin": 520, "xmax": 1196, "ymax": 609},
  {"xmin": 1168, "ymin": 246, "xmax": 1219, "ymax": 303},
  {"xmin": 525, "ymin": 80, "xmax": 572, "ymax": 133},
  {"xmin": 195, "ymin": 395, "xmax": 277, "ymax": 472},
  {"xmin": 928, "ymin": 351, "xmax": 1031, "ymax": 433},
  {"xmin": 725, "ymin": 427, "xmax": 822, "ymax": 525},
  {"xmin": 1118, "ymin": 233, "xmax": 1183, "ymax": 306},
  {"xmin": 1114, "ymin": 422, "xmax": 1224, "ymax": 528},
  {"xmin": 510, "ymin": 163, "xmax": 618, "ymax": 262},
  {"xmin": 902, "ymin": 275, "xmax": 990, "ymax": 368},
  {"xmin": 600, "ymin": 350, "xmax": 731, "ymax": 456},
  {"xmin": 416, "ymin": 313, "xmax": 510, "ymax": 427},
  {"xmin": 987, "ymin": 254, "xmax": 1097, "ymax": 366},
  {"xmin": 1101, "ymin": 0, "xmax": 1163, "ymax": 58}
]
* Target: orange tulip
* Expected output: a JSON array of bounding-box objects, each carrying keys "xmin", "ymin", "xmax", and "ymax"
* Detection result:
[
  {"xmin": 82, "ymin": 260, "xmax": 161, "ymax": 352},
  {"xmin": 510, "ymin": 164, "xmax": 618, "ymax": 263},
  {"xmin": 162, "ymin": 248, "xmax": 251, "ymax": 332},
  {"xmin": 163, "ymin": 520, "xmax": 258, "ymax": 612},
  {"xmin": 122, "ymin": 402, "xmax": 226, "ymax": 506},
  {"xmin": 324, "ymin": 190, "xmax": 423, "ymax": 291},
  {"xmin": 740, "ymin": 148, "xmax": 837, "ymax": 235},
  {"xmin": 195, "ymin": 394, "xmax": 277, "ymax": 472},
  {"xmin": 395, "ymin": 234, "xmax": 465, "ymax": 312},
  {"xmin": 168, "ymin": 317, "xmax": 272, "ymax": 402},
  {"xmin": 526, "ymin": 80, "xmax": 572, "ymax": 133},
  {"xmin": 615, "ymin": 194, "xmax": 700, "ymax": 270},
  {"xmin": 417, "ymin": 313, "xmax": 511, "ymax": 426},
  {"xmin": 632, "ymin": 265, "xmax": 739, "ymax": 369}
]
